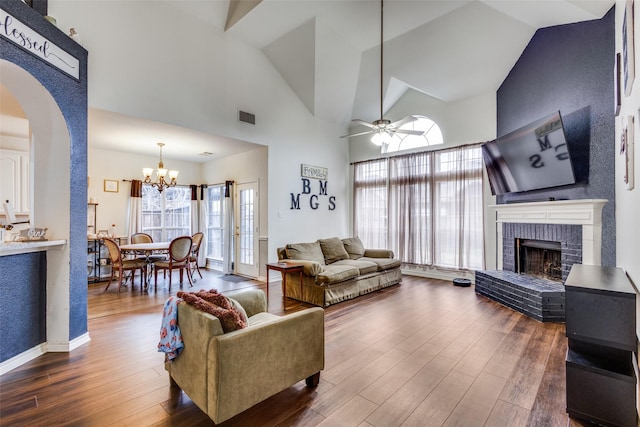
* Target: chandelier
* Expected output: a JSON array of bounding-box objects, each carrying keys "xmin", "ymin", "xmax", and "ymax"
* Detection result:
[{"xmin": 142, "ymin": 142, "xmax": 179, "ymax": 192}]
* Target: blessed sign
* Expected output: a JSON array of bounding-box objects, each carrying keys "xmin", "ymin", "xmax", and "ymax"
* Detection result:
[{"xmin": 0, "ymin": 7, "xmax": 79, "ymax": 79}]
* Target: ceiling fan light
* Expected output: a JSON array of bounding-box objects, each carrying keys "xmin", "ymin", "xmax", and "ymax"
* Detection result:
[{"xmin": 371, "ymin": 132, "xmax": 384, "ymax": 146}]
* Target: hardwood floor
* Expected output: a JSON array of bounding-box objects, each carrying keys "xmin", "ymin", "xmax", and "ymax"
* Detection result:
[{"xmin": 0, "ymin": 271, "xmax": 588, "ymax": 426}]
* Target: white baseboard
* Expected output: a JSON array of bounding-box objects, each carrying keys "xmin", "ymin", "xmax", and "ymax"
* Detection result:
[
  {"xmin": 0, "ymin": 333, "xmax": 91, "ymax": 376},
  {"xmin": 48, "ymin": 332, "xmax": 91, "ymax": 352},
  {"xmin": 0, "ymin": 343, "xmax": 46, "ymax": 376},
  {"xmin": 401, "ymin": 267, "xmax": 475, "ymax": 283}
]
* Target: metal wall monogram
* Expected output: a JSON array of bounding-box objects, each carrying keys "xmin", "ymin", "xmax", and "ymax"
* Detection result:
[{"xmin": 290, "ymin": 164, "xmax": 336, "ymax": 210}]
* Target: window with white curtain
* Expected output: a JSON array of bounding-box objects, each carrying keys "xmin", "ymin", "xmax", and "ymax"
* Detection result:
[
  {"xmin": 141, "ymin": 185, "xmax": 191, "ymax": 241},
  {"xmin": 205, "ymin": 185, "xmax": 225, "ymax": 262},
  {"xmin": 353, "ymin": 159, "xmax": 388, "ymax": 249},
  {"xmin": 353, "ymin": 144, "xmax": 484, "ymax": 271}
]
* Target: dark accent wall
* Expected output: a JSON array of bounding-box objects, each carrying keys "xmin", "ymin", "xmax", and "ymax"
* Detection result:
[
  {"xmin": 496, "ymin": 8, "xmax": 616, "ymax": 267},
  {"xmin": 0, "ymin": 0, "xmax": 89, "ymax": 360},
  {"xmin": 0, "ymin": 252, "xmax": 46, "ymax": 360}
]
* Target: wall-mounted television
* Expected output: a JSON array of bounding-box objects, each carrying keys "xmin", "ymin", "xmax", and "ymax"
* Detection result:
[{"xmin": 482, "ymin": 111, "xmax": 576, "ymax": 195}]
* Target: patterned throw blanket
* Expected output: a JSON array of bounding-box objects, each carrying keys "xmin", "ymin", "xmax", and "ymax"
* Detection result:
[{"xmin": 157, "ymin": 296, "xmax": 184, "ymax": 362}]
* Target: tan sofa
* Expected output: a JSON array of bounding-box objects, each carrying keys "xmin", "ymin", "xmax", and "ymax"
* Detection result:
[
  {"xmin": 277, "ymin": 236, "xmax": 402, "ymax": 307},
  {"xmin": 165, "ymin": 289, "xmax": 324, "ymax": 424}
]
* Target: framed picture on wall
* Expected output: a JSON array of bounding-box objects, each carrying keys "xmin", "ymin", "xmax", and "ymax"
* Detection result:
[
  {"xmin": 621, "ymin": 115, "xmax": 635, "ymax": 191},
  {"xmin": 103, "ymin": 179, "xmax": 119, "ymax": 193},
  {"xmin": 623, "ymin": 0, "xmax": 635, "ymax": 96},
  {"xmin": 616, "ymin": 52, "xmax": 622, "ymax": 115}
]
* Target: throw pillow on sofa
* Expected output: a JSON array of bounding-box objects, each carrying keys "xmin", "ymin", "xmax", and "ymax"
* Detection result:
[
  {"xmin": 342, "ymin": 236, "xmax": 366, "ymax": 260},
  {"xmin": 286, "ymin": 241, "xmax": 326, "ymax": 264},
  {"xmin": 319, "ymin": 237, "xmax": 350, "ymax": 264}
]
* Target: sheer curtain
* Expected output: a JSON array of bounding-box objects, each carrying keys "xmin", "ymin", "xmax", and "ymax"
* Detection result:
[
  {"xmin": 388, "ymin": 152, "xmax": 432, "ymax": 265},
  {"xmin": 198, "ymin": 185, "xmax": 208, "ymax": 268},
  {"xmin": 432, "ymin": 146, "xmax": 484, "ymax": 270},
  {"xmin": 353, "ymin": 144, "xmax": 484, "ymax": 271},
  {"xmin": 353, "ymin": 159, "xmax": 388, "ymax": 249},
  {"xmin": 190, "ymin": 185, "xmax": 198, "ymax": 235},
  {"xmin": 126, "ymin": 179, "xmax": 143, "ymax": 239},
  {"xmin": 222, "ymin": 181, "xmax": 234, "ymax": 275}
]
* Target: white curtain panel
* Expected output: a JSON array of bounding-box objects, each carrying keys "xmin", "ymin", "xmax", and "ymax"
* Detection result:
[
  {"xmin": 126, "ymin": 180, "xmax": 143, "ymax": 240},
  {"xmin": 198, "ymin": 186, "xmax": 208, "ymax": 267},
  {"xmin": 223, "ymin": 182, "xmax": 234, "ymax": 274},
  {"xmin": 353, "ymin": 159, "xmax": 388, "ymax": 249}
]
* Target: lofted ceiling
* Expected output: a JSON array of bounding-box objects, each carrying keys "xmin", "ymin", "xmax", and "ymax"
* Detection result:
[{"xmin": 1, "ymin": 0, "xmax": 615, "ymax": 162}]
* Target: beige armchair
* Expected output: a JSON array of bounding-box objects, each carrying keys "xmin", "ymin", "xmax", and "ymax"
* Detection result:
[{"xmin": 165, "ymin": 289, "xmax": 324, "ymax": 424}]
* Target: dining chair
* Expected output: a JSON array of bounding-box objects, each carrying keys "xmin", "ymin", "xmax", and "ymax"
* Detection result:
[
  {"xmin": 130, "ymin": 232, "xmax": 167, "ymax": 262},
  {"xmin": 189, "ymin": 232, "xmax": 204, "ymax": 280},
  {"xmin": 103, "ymin": 238, "xmax": 147, "ymax": 294},
  {"xmin": 153, "ymin": 235, "xmax": 193, "ymax": 292}
]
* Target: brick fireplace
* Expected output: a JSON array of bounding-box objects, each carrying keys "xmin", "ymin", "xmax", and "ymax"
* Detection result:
[{"xmin": 476, "ymin": 199, "xmax": 607, "ymax": 322}]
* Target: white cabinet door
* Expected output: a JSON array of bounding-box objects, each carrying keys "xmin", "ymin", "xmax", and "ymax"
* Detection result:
[{"xmin": 0, "ymin": 149, "xmax": 29, "ymax": 215}]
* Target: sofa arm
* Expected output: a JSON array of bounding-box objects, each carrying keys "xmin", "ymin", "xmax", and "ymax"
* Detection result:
[
  {"xmin": 225, "ymin": 288, "xmax": 267, "ymax": 317},
  {"xmin": 207, "ymin": 307, "xmax": 325, "ymax": 423},
  {"xmin": 283, "ymin": 259, "xmax": 323, "ymax": 277},
  {"xmin": 364, "ymin": 248, "xmax": 395, "ymax": 258}
]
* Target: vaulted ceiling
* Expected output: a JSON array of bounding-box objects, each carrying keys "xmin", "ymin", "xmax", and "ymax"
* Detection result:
[
  {"xmin": 223, "ymin": 0, "xmax": 614, "ymax": 128},
  {"xmin": 2, "ymin": 0, "xmax": 616, "ymax": 162}
]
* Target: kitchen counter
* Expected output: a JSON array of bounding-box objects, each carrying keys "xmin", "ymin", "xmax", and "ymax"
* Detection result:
[{"xmin": 0, "ymin": 240, "xmax": 67, "ymax": 256}]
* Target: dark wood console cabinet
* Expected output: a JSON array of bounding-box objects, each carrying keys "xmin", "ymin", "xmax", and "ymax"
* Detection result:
[{"xmin": 565, "ymin": 264, "xmax": 637, "ymax": 427}]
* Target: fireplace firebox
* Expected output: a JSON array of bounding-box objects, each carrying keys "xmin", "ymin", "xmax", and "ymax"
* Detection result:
[{"xmin": 516, "ymin": 238, "xmax": 562, "ymax": 282}]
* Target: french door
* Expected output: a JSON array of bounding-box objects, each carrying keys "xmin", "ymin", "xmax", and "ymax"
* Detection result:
[{"xmin": 234, "ymin": 181, "xmax": 259, "ymax": 278}]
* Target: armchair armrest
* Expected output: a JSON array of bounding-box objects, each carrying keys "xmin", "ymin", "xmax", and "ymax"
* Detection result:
[
  {"xmin": 207, "ymin": 307, "xmax": 325, "ymax": 423},
  {"xmin": 364, "ymin": 248, "xmax": 394, "ymax": 258},
  {"xmin": 225, "ymin": 288, "xmax": 267, "ymax": 317}
]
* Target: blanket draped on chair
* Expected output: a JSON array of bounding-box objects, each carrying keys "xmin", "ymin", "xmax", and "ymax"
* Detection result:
[{"xmin": 158, "ymin": 296, "xmax": 184, "ymax": 362}]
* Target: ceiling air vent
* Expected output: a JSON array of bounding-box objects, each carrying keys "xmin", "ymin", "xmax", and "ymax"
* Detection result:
[{"xmin": 239, "ymin": 110, "xmax": 255, "ymax": 125}]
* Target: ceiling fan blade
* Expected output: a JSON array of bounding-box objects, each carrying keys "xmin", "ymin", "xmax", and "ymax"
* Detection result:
[
  {"xmin": 395, "ymin": 129, "xmax": 424, "ymax": 136},
  {"xmin": 351, "ymin": 119, "xmax": 377, "ymax": 129},
  {"xmin": 390, "ymin": 115, "xmax": 418, "ymax": 129},
  {"xmin": 340, "ymin": 130, "xmax": 374, "ymax": 138}
]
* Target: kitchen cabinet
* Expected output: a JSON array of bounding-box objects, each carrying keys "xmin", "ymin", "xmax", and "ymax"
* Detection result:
[{"xmin": 0, "ymin": 149, "xmax": 30, "ymax": 215}]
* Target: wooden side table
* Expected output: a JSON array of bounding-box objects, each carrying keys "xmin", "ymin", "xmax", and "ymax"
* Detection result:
[{"xmin": 266, "ymin": 262, "xmax": 304, "ymax": 306}]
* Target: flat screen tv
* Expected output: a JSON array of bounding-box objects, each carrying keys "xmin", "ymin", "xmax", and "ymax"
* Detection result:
[{"xmin": 482, "ymin": 111, "xmax": 576, "ymax": 195}]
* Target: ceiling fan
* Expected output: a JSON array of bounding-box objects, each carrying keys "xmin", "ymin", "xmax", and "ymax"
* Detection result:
[{"xmin": 340, "ymin": 0, "xmax": 424, "ymax": 147}]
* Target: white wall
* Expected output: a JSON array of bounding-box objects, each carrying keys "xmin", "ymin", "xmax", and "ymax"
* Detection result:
[
  {"xmin": 202, "ymin": 146, "xmax": 269, "ymax": 244},
  {"xmin": 615, "ymin": 0, "xmax": 640, "ymax": 334},
  {"xmin": 50, "ymin": 1, "xmax": 351, "ymax": 262},
  {"xmin": 88, "ymin": 147, "xmax": 203, "ymax": 234}
]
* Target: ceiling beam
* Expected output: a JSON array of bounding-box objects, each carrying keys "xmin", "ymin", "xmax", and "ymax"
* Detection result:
[{"xmin": 225, "ymin": 0, "xmax": 263, "ymax": 31}]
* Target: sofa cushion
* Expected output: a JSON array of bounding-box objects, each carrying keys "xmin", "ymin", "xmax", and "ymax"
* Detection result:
[
  {"xmin": 319, "ymin": 237, "xmax": 350, "ymax": 264},
  {"xmin": 316, "ymin": 265, "xmax": 360, "ymax": 285},
  {"xmin": 342, "ymin": 236, "xmax": 366, "ymax": 260},
  {"xmin": 286, "ymin": 241, "xmax": 326, "ymax": 265},
  {"xmin": 360, "ymin": 257, "xmax": 402, "ymax": 271},
  {"xmin": 333, "ymin": 259, "xmax": 379, "ymax": 275}
]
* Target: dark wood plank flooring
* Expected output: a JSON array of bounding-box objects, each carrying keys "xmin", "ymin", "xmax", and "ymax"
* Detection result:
[{"xmin": 0, "ymin": 271, "xmax": 589, "ymax": 426}]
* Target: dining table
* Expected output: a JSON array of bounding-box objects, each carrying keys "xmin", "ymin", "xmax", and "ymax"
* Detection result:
[{"xmin": 120, "ymin": 241, "xmax": 170, "ymax": 289}]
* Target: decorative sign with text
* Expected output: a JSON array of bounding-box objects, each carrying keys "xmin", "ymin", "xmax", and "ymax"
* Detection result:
[
  {"xmin": 0, "ymin": 7, "xmax": 79, "ymax": 79},
  {"xmin": 291, "ymin": 164, "xmax": 336, "ymax": 210}
]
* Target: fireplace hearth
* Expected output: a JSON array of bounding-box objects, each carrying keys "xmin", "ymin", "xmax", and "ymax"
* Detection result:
[{"xmin": 476, "ymin": 199, "xmax": 607, "ymax": 322}]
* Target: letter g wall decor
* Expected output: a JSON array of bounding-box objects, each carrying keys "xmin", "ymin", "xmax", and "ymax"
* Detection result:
[{"xmin": 290, "ymin": 164, "xmax": 336, "ymax": 211}]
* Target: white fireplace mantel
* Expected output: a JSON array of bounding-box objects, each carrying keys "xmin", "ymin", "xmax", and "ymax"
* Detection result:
[{"xmin": 490, "ymin": 199, "xmax": 608, "ymax": 268}]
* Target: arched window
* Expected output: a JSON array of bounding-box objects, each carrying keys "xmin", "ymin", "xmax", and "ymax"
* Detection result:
[{"xmin": 385, "ymin": 116, "xmax": 443, "ymax": 153}]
